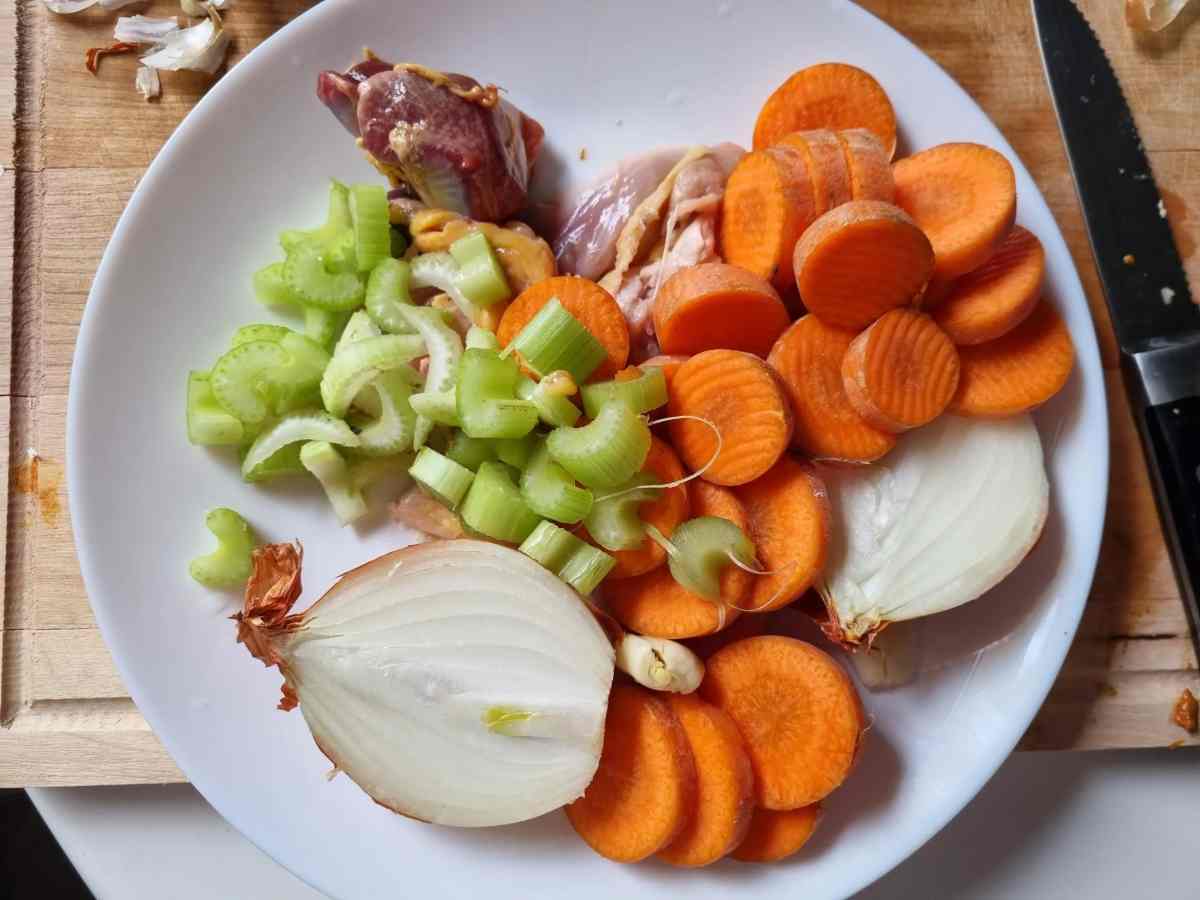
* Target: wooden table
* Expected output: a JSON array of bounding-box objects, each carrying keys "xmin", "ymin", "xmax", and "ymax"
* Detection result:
[{"xmin": 0, "ymin": 0, "xmax": 1196, "ymax": 786}]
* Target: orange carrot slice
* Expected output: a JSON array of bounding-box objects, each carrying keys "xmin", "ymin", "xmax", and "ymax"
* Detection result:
[
  {"xmin": 658, "ymin": 694, "xmax": 755, "ymax": 868},
  {"xmin": 950, "ymin": 300, "xmax": 1075, "ymax": 417},
  {"xmin": 566, "ymin": 683, "xmax": 697, "ymax": 862},
  {"xmin": 653, "ymin": 263, "xmax": 791, "ymax": 357},
  {"xmin": 919, "ymin": 273, "xmax": 958, "ymax": 308},
  {"xmin": 683, "ymin": 611, "xmax": 769, "ymax": 659},
  {"xmin": 701, "ymin": 636, "xmax": 865, "ymax": 809},
  {"xmin": 767, "ymin": 315, "xmax": 898, "ymax": 462},
  {"xmin": 836, "ymin": 128, "xmax": 895, "ymax": 202},
  {"xmin": 719, "ymin": 146, "xmax": 818, "ymax": 293},
  {"xmin": 841, "ymin": 308, "xmax": 961, "ymax": 433},
  {"xmin": 893, "ymin": 142, "xmax": 1017, "ymax": 281},
  {"xmin": 496, "ymin": 275, "xmax": 630, "ymax": 380},
  {"xmin": 753, "ymin": 63, "xmax": 897, "ymax": 158},
  {"xmin": 932, "ymin": 225, "xmax": 1045, "ymax": 345},
  {"xmin": 732, "ymin": 805, "xmax": 823, "ymax": 863},
  {"xmin": 599, "ymin": 435, "xmax": 690, "ymax": 580},
  {"xmin": 777, "ymin": 130, "xmax": 852, "ymax": 214},
  {"xmin": 734, "ymin": 456, "xmax": 830, "ymax": 612},
  {"xmin": 793, "ymin": 200, "xmax": 934, "ymax": 331},
  {"xmin": 667, "ymin": 350, "xmax": 793, "ymax": 486}
]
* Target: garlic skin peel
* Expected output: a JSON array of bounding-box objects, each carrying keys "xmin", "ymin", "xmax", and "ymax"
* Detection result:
[
  {"xmin": 236, "ymin": 540, "xmax": 615, "ymax": 827},
  {"xmin": 817, "ymin": 414, "xmax": 1048, "ymax": 645}
]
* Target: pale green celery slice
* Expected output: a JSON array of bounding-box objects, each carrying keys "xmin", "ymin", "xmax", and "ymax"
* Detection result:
[
  {"xmin": 320, "ymin": 334, "xmax": 426, "ymax": 417},
  {"xmin": 231, "ymin": 323, "xmax": 292, "ymax": 348},
  {"xmin": 664, "ymin": 516, "xmax": 758, "ymax": 600},
  {"xmin": 449, "ymin": 230, "xmax": 512, "ymax": 307},
  {"xmin": 300, "ymin": 441, "xmax": 368, "ymax": 525},
  {"xmin": 284, "ymin": 241, "xmax": 365, "ymax": 311},
  {"xmin": 465, "ymin": 325, "xmax": 500, "ymax": 351},
  {"xmin": 210, "ymin": 339, "xmax": 291, "ymax": 425},
  {"xmin": 410, "ymin": 251, "xmax": 476, "ymax": 321},
  {"xmin": 557, "ymin": 544, "xmax": 615, "ymax": 595},
  {"xmin": 241, "ymin": 411, "xmax": 359, "ymax": 480},
  {"xmin": 493, "ymin": 433, "xmax": 538, "ymax": 470},
  {"xmin": 445, "ymin": 431, "xmax": 496, "ymax": 471},
  {"xmin": 409, "ymin": 446, "xmax": 475, "ymax": 508},
  {"xmin": 409, "ymin": 389, "xmax": 462, "ymax": 426},
  {"xmin": 519, "ymin": 520, "xmax": 584, "ymax": 571},
  {"xmin": 580, "ymin": 366, "xmax": 667, "ymax": 418},
  {"xmin": 459, "ymin": 461, "xmax": 542, "ymax": 543},
  {"xmin": 546, "ymin": 400, "xmax": 651, "ymax": 489},
  {"xmin": 252, "ymin": 262, "xmax": 300, "ymax": 309},
  {"xmin": 457, "ymin": 349, "xmax": 538, "ymax": 439},
  {"xmin": 399, "ymin": 305, "xmax": 464, "ymax": 449},
  {"xmin": 582, "ymin": 473, "xmax": 660, "ymax": 550},
  {"xmin": 188, "ymin": 507, "xmax": 254, "ymax": 589},
  {"xmin": 520, "ymin": 442, "xmax": 594, "ymax": 524},
  {"xmin": 506, "ymin": 298, "xmax": 605, "ymax": 383},
  {"xmin": 187, "ymin": 370, "xmax": 244, "ymax": 446},
  {"xmin": 365, "ymin": 258, "xmax": 416, "ymax": 335},
  {"xmin": 350, "ymin": 183, "xmax": 391, "ymax": 272},
  {"xmin": 517, "ymin": 375, "xmax": 581, "ymax": 428},
  {"xmin": 355, "ymin": 370, "xmax": 416, "ymax": 456}
]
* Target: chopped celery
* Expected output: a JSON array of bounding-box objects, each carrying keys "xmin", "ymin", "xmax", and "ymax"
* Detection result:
[
  {"xmin": 409, "ymin": 446, "xmax": 475, "ymax": 508},
  {"xmin": 300, "ymin": 441, "xmax": 368, "ymax": 525},
  {"xmin": 506, "ymin": 298, "xmax": 606, "ymax": 383},
  {"xmin": 557, "ymin": 544, "xmax": 616, "ymax": 595},
  {"xmin": 546, "ymin": 400, "xmax": 651, "ymax": 489},
  {"xmin": 355, "ymin": 370, "xmax": 416, "ymax": 456},
  {"xmin": 466, "ymin": 325, "xmax": 500, "ymax": 351},
  {"xmin": 320, "ymin": 334, "xmax": 426, "ymax": 417},
  {"xmin": 457, "ymin": 349, "xmax": 538, "ymax": 439},
  {"xmin": 303, "ymin": 305, "xmax": 351, "ymax": 349},
  {"xmin": 273, "ymin": 331, "xmax": 333, "ymax": 414},
  {"xmin": 493, "ymin": 433, "xmax": 538, "ymax": 470},
  {"xmin": 583, "ymin": 473, "xmax": 660, "ymax": 550},
  {"xmin": 410, "ymin": 251, "xmax": 476, "ymax": 321},
  {"xmin": 241, "ymin": 442, "xmax": 305, "ymax": 482},
  {"xmin": 232, "ymin": 323, "xmax": 292, "ymax": 348},
  {"xmin": 284, "ymin": 241, "xmax": 365, "ymax": 311},
  {"xmin": 187, "ymin": 371, "xmax": 245, "ymax": 446},
  {"xmin": 241, "ymin": 411, "xmax": 359, "ymax": 480},
  {"xmin": 400, "ymin": 305, "xmax": 464, "ymax": 449},
  {"xmin": 210, "ymin": 339, "xmax": 290, "ymax": 424},
  {"xmin": 518, "ymin": 522, "xmax": 614, "ymax": 595},
  {"xmin": 449, "ymin": 230, "xmax": 512, "ymax": 307},
  {"xmin": 350, "ymin": 183, "xmax": 391, "ymax": 272},
  {"xmin": 581, "ymin": 366, "xmax": 668, "ymax": 418},
  {"xmin": 335, "ymin": 309, "xmax": 383, "ymax": 354},
  {"xmin": 189, "ymin": 507, "xmax": 255, "ymax": 589},
  {"xmin": 517, "ymin": 375, "xmax": 582, "ymax": 428},
  {"xmin": 365, "ymin": 258, "xmax": 416, "ymax": 334},
  {"xmin": 326, "ymin": 179, "xmax": 352, "ymax": 230},
  {"xmin": 409, "ymin": 389, "xmax": 462, "ymax": 426},
  {"xmin": 348, "ymin": 452, "xmax": 414, "ymax": 493},
  {"xmin": 664, "ymin": 516, "xmax": 758, "ymax": 601},
  {"xmin": 252, "ymin": 261, "xmax": 300, "ymax": 309},
  {"xmin": 459, "ymin": 461, "xmax": 542, "ymax": 544},
  {"xmin": 445, "ymin": 431, "xmax": 497, "ymax": 471},
  {"xmin": 520, "ymin": 442, "xmax": 593, "ymax": 524}
]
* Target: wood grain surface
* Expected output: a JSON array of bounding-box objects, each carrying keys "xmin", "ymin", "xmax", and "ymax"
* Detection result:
[{"xmin": 1, "ymin": 0, "xmax": 1197, "ymax": 787}]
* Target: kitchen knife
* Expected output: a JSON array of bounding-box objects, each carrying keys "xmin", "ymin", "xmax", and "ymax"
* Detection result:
[{"xmin": 1033, "ymin": 0, "xmax": 1200, "ymax": 651}]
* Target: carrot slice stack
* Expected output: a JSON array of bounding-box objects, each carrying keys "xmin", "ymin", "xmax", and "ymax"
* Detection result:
[
  {"xmin": 654, "ymin": 263, "xmax": 791, "ymax": 357},
  {"xmin": 777, "ymin": 130, "xmax": 852, "ymax": 213},
  {"xmin": 836, "ymin": 128, "xmax": 895, "ymax": 203},
  {"xmin": 732, "ymin": 805, "xmax": 823, "ymax": 863}
]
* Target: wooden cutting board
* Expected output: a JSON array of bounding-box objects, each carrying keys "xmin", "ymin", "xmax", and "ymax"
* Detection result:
[{"xmin": 1, "ymin": 0, "xmax": 1197, "ymax": 787}]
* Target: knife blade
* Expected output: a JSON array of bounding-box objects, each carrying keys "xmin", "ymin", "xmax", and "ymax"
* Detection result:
[{"xmin": 1034, "ymin": 0, "xmax": 1200, "ymax": 651}]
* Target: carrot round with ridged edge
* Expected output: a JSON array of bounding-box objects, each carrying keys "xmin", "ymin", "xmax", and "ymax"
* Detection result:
[
  {"xmin": 950, "ymin": 300, "xmax": 1075, "ymax": 417},
  {"xmin": 496, "ymin": 275, "xmax": 629, "ymax": 381},
  {"xmin": 566, "ymin": 682, "xmax": 698, "ymax": 862},
  {"xmin": 720, "ymin": 146, "xmax": 818, "ymax": 294},
  {"xmin": 753, "ymin": 62, "xmax": 897, "ymax": 158},
  {"xmin": 607, "ymin": 480, "xmax": 752, "ymax": 637},
  {"xmin": 767, "ymin": 315, "xmax": 897, "ymax": 462},
  {"xmin": 667, "ymin": 350, "xmax": 793, "ymax": 486},
  {"xmin": 732, "ymin": 805, "xmax": 823, "ymax": 863},
  {"xmin": 893, "ymin": 142, "xmax": 1017, "ymax": 281},
  {"xmin": 734, "ymin": 456, "xmax": 830, "ymax": 612},
  {"xmin": 835, "ymin": 128, "xmax": 895, "ymax": 203},
  {"xmin": 793, "ymin": 200, "xmax": 934, "ymax": 331},
  {"xmin": 777, "ymin": 130, "xmax": 852, "ymax": 214},
  {"xmin": 842, "ymin": 308, "xmax": 961, "ymax": 433},
  {"xmin": 701, "ymin": 636, "xmax": 865, "ymax": 810},
  {"xmin": 932, "ymin": 225, "xmax": 1045, "ymax": 345},
  {"xmin": 654, "ymin": 263, "xmax": 791, "ymax": 358},
  {"xmin": 657, "ymin": 694, "xmax": 755, "ymax": 868}
]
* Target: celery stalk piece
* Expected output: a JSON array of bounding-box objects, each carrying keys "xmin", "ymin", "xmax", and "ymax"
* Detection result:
[
  {"xmin": 519, "ymin": 520, "xmax": 585, "ymax": 571},
  {"xmin": 664, "ymin": 516, "xmax": 758, "ymax": 600},
  {"xmin": 350, "ymin": 184, "xmax": 391, "ymax": 273},
  {"xmin": 445, "ymin": 431, "xmax": 497, "ymax": 471},
  {"xmin": 582, "ymin": 473, "xmax": 660, "ymax": 550},
  {"xmin": 410, "ymin": 251, "xmax": 477, "ymax": 321},
  {"xmin": 409, "ymin": 446, "xmax": 475, "ymax": 508},
  {"xmin": 320, "ymin": 334, "xmax": 426, "ymax": 417},
  {"xmin": 355, "ymin": 370, "xmax": 417, "ymax": 456},
  {"xmin": 557, "ymin": 544, "xmax": 616, "ymax": 596},
  {"xmin": 241, "ymin": 442, "xmax": 305, "ymax": 482},
  {"xmin": 399, "ymin": 305, "xmax": 464, "ymax": 450},
  {"xmin": 494, "ymin": 433, "xmax": 538, "ymax": 470},
  {"xmin": 252, "ymin": 261, "xmax": 300, "ymax": 309},
  {"xmin": 506, "ymin": 298, "xmax": 606, "ymax": 383},
  {"xmin": 409, "ymin": 389, "xmax": 461, "ymax": 426},
  {"xmin": 231, "ymin": 323, "xmax": 292, "ymax": 348},
  {"xmin": 449, "ymin": 231, "xmax": 512, "ymax": 307},
  {"xmin": 520, "ymin": 442, "xmax": 594, "ymax": 524},
  {"xmin": 303, "ymin": 306, "xmax": 351, "ymax": 349},
  {"xmin": 466, "ymin": 325, "xmax": 501, "ymax": 351},
  {"xmin": 334, "ymin": 310, "xmax": 383, "ymax": 354},
  {"xmin": 326, "ymin": 179, "xmax": 352, "ymax": 230},
  {"xmin": 241, "ymin": 411, "xmax": 360, "ymax": 481},
  {"xmin": 273, "ymin": 332, "xmax": 334, "ymax": 415},
  {"xmin": 186, "ymin": 371, "xmax": 244, "ymax": 446},
  {"xmin": 459, "ymin": 461, "xmax": 542, "ymax": 543},
  {"xmin": 284, "ymin": 241, "xmax": 365, "ymax": 311},
  {"xmin": 457, "ymin": 349, "xmax": 539, "ymax": 439},
  {"xmin": 516, "ymin": 375, "xmax": 581, "ymax": 428},
  {"xmin": 210, "ymin": 339, "xmax": 291, "ymax": 425},
  {"xmin": 580, "ymin": 367, "xmax": 668, "ymax": 418},
  {"xmin": 300, "ymin": 441, "xmax": 369, "ymax": 525},
  {"xmin": 546, "ymin": 400, "xmax": 651, "ymax": 489},
  {"xmin": 189, "ymin": 507, "xmax": 255, "ymax": 589},
  {"xmin": 365, "ymin": 258, "xmax": 416, "ymax": 334}
]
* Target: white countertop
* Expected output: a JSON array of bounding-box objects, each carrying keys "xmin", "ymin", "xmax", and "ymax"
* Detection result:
[{"xmin": 29, "ymin": 747, "xmax": 1200, "ymax": 899}]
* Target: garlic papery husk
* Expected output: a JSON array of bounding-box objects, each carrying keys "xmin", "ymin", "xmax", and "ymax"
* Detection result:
[
  {"xmin": 817, "ymin": 414, "xmax": 1048, "ymax": 646},
  {"xmin": 236, "ymin": 540, "xmax": 615, "ymax": 827},
  {"xmin": 139, "ymin": 9, "xmax": 229, "ymax": 74}
]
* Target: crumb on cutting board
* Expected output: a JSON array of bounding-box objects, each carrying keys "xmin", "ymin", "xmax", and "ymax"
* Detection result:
[
  {"xmin": 579, "ymin": 147, "xmax": 588, "ymax": 161},
  {"xmin": 1171, "ymin": 688, "xmax": 1198, "ymax": 733}
]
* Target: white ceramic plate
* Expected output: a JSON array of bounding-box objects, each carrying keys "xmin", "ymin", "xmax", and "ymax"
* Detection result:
[{"xmin": 69, "ymin": 1, "xmax": 1108, "ymax": 897}]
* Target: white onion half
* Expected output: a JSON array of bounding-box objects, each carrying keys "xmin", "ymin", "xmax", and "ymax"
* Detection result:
[
  {"xmin": 817, "ymin": 414, "xmax": 1049, "ymax": 645},
  {"xmin": 236, "ymin": 540, "xmax": 615, "ymax": 827}
]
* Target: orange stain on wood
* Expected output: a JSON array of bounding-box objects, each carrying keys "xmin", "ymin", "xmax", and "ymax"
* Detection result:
[{"xmin": 13, "ymin": 454, "xmax": 62, "ymax": 526}]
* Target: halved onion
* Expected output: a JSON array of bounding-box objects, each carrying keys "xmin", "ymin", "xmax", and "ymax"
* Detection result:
[
  {"xmin": 236, "ymin": 540, "xmax": 615, "ymax": 827},
  {"xmin": 817, "ymin": 414, "xmax": 1048, "ymax": 645}
]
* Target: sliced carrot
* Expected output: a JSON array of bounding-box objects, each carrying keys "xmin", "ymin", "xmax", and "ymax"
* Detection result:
[
  {"xmin": 793, "ymin": 200, "xmax": 934, "ymax": 330},
  {"xmin": 653, "ymin": 263, "xmax": 791, "ymax": 358},
  {"xmin": 950, "ymin": 300, "xmax": 1075, "ymax": 417},
  {"xmin": 734, "ymin": 456, "xmax": 830, "ymax": 612},
  {"xmin": 640, "ymin": 354, "xmax": 689, "ymax": 396},
  {"xmin": 683, "ymin": 612, "xmax": 769, "ymax": 659},
  {"xmin": 719, "ymin": 146, "xmax": 818, "ymax": 294},
  {"xmin": 732, "ymin": 805, "xmax": 823, "ymax": 863},
  {"xmin": 701, "ymin": 636, "xmax": 865, "ymax": 809},
  {"xmin": 597, "ymin": 435, "xmax": 689, "ymax": 580},
  {"xmin": 919, "ymin": 273, "xmax": 958, "ymax": 308},
  {"xmin": 753, "ymin": 63, "xmax": 897, "ymax": 158},
  {"xmin": 658, "ymin": 694, "xmax": 755, "ymax": 868},
  {"xmin": 767, "ymin": 315, "xmax": 897, "ymax": 462},
  {"xmin": 777, "ymin": 130, "xmax": 852, "ymax": 214},
  {"xmin": 835, "ymin": 128, "xmax": 895, "ymax": 202},
  {"xmin": 496, "ymin": 275, "xmax": 630, "ymax": 380},
  {"xmin": 566, "ymin": 682, "xmax": 697, "ymax": 862},
  {"xmin": 667, "ymin": 350, "xmax": 793, "ymax": 486},
  {"xmin": 841, "ymin": 308, "xmax": 960, "ymax": 433},
  {"xmin": 932, "ymin": 225, "xmax": 1045, "ymax": 345},
  {"xmin": 893, "ymin": 142, "xmax": 1017, "ymax": 281}
]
